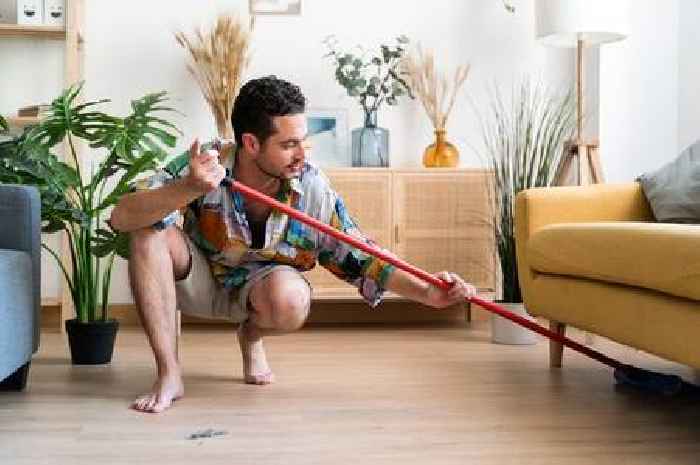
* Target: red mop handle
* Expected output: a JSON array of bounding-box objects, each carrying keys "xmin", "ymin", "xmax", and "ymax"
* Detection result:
[{"xmin": 224, "ymin": 178, "xmax": 623, "ymax": 370}]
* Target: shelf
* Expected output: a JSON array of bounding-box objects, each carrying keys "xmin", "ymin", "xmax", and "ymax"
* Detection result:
[
  {"xmin": 0, "ymin": 24, "xmax": 66, "ymax": 40},
  {"xmin": 6, "ymin": 116, "xmax": 42, "ymax": 127},
  {"xmin": 41, "ymin": 297, "xmax": 61, "ymax": 307}
]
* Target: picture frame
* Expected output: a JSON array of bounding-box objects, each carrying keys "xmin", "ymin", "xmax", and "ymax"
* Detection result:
[
  {"xmin": 306, "ymin": 107, "xmax": 350, "ymax": 168},
  {"xmin": 249, "ymin": 0, "xmax": 302, "ymax": 16}
]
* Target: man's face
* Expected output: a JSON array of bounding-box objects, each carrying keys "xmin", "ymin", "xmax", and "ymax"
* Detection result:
[{"xmin": 253, "ymin": 114, "xmax": 308, "ymax": 180}]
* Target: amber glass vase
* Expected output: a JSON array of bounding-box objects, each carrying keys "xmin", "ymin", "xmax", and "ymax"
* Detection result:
[{"xmin": 422, "ymin": 129, "xmax": 459, "ymax": 167}]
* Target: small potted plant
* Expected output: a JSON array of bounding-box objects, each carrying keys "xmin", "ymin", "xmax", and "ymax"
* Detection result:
[
  {"xmin": 479, "ymin": 79, "xmax": 575, "ymax": 344},
  {"xmin": 0, "ymin": 82, "xmax": 180, "ymax": 364},
  {"xmin": 323, "ymin": 34, "xmax": 413, "ymax": 167}
]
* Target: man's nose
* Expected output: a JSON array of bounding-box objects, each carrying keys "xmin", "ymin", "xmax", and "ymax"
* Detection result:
[{"xmin": 298, "ymin": 140, "xmax": 312, "ymax": 158}]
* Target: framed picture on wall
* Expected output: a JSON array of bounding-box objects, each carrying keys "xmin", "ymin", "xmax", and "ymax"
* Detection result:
[
  {"xmin": 306, "ymin": 108, "xmax": 349, "ymax": 168},
  {"xmin": 250, "ymin": 0, "xmax": 302, "ymax": 15}
]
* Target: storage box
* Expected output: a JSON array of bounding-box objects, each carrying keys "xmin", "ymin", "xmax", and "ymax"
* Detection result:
[
  {"xmin": 0, "ymin": 0, "xmax": 17, "ymax": 24},
  {"xmin": 43, "ymin": 0, "xmax": 63, "ymax": 26},
  {"xmin": 16, "ymin": 0, "xmax": 42, "ymax": 25}
]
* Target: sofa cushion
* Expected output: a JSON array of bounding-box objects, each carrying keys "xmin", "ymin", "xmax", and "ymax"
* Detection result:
[
  {"xmin": 0, "ymin": 249, "xmax": 34, "ymax": 381},
  {"xmin": 638, "ymin": 140, "xmax": 700, "ymax": 223},
  {"xmin": 527, "ymin": 222, "xmax": 700, "ymax": 301}
]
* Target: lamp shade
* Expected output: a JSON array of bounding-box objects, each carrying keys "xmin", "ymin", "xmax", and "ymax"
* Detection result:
[{"xmin": 535, "ymin": 0, "xmax": 629, "ymax": 48}]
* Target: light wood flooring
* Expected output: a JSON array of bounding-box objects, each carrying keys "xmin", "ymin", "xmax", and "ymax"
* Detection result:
[{"xmin": 2, "ymin": 320, "xmax": 700, "ymax": 465}]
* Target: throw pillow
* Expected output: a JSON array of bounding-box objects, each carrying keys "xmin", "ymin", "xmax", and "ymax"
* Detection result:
[{"xmin": 638, "ymin": 140, "xmax": 700, "ymax": 223}]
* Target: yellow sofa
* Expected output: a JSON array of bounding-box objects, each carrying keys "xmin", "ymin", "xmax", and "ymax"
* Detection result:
[{"xmin": 515, "ymin": 182, "xmax": 700, "ymax": 369}]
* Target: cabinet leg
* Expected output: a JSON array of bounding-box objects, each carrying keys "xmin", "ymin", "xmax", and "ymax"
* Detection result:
[{"xmin": 463, "ymin": 302, "xmax": 472, "ymax": 323}]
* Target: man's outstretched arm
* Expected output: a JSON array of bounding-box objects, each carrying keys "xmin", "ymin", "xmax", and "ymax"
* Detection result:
[{"xmin": 384, "ymin": 268, "xmax": 477, "ymax": 309}]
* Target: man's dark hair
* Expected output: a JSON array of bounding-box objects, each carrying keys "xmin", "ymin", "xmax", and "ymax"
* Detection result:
[{"xmin": 231, "ymin": 75, "xmax": 306, "ymax": 147}]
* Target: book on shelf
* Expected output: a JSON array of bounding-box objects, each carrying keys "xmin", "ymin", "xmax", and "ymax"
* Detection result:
[{"xmin": 17, "ymin": 104, "xmax": 50, "ymax": 117}]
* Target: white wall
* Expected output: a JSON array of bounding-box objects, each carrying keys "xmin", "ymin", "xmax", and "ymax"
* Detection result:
[
  {"xmin": 679, "ymin": 0, "xmax": 700, "ymax": 150},
  {"xmin": 0, "ymin": 0, "xmax": 682, "ymax": 304},
  {"xmin": 600, "ymin": 0, "xmax": 679, "ymax": 183}
]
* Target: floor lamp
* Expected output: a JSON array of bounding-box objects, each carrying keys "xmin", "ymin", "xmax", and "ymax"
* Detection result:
[{"xmin": 535, "ymin": 0, "xmax": 629, "ymax": 185}]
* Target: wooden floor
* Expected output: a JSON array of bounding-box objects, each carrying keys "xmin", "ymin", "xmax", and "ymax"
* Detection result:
[{"xmin": 2, "ymin": 320, "xmax": 700, "ymax": 464}]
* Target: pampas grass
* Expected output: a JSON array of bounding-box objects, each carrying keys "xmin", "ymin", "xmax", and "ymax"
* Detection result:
[
  {"xmin": 403, "ymin": 45, "xmax": 470, "ymax": 131},
  {"xmin": 175, "ymin": 14, "xmax": 254, "ymax": 139}
]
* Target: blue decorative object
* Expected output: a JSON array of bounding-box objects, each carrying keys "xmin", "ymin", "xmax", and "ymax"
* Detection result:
[{"xmin": 351, "ymin": 110, "xmax": 389, "ymax": 167}]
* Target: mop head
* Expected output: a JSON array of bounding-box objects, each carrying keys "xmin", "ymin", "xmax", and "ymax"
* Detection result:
[{"xmin": 613, "ymin": 365, "xmax": 700, "ymax": 396}]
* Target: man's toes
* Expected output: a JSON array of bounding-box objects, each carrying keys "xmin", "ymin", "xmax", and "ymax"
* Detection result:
[
  {"xmin": 151, "ymin": 399, "xmax": 170, "ymax": 413},
  {"xmin": 146, "ymin": 396, "xmax": 160, "ymax": 412},
  {"xmin": 131, "ymin": 396, "xmax": 149, "ymax": 411},
  {"xmin": 245, "ymin": 372, "xmax": 275, "ymax": 385}
]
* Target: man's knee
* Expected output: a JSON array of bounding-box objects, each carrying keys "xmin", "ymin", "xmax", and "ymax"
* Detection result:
[
  {"xmin": 267, "ymin": 277, "xmax": 311, "ymax": 331},
  {"xmin": 128, "ymin": 227, "xmax": 190, "ymax": 279},
  {"xmin": 129, "ymin": 227, "xmax": 164, "ymax": 255},
  {"xmin": 129, "ymin": 226, "xmax": 183, "ymax": 257}
]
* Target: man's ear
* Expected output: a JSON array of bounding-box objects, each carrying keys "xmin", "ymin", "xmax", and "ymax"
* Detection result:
[{"xmin": 241, "ymin": 133, "xmax": 260, "ymax": 155}]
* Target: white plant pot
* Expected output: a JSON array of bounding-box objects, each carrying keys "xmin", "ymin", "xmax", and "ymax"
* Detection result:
[{"xmin": 491, "ymin": 302, "xmax": 538, "ymax": 345}]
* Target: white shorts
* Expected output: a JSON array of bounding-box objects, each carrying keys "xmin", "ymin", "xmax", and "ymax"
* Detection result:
[{"xmin": 175, "ymin": 236, "xmax": 311, "ymax": 323}]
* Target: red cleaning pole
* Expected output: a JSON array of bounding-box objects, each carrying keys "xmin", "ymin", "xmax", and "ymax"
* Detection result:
[{"xmin": 224, "ymin": 178, "xmax": 624, "ymax": 371}]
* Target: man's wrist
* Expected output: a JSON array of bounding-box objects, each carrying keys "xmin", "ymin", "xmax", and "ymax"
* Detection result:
[{"xmin": 176, "ymin": 175, "xmax": 204, "ymax": 199}]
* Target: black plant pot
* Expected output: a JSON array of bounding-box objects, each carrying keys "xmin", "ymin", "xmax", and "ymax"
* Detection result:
[{"xmin": 65, "ymin": 318, "xmax": 119, "ymax": 365}]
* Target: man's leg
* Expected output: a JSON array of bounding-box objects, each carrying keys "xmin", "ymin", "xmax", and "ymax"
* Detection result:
[
  {"xmin": 128, "ymin": 226, "xmax": 191, "ymax": 413},
  {"xmin": 238, "ymin": 268, "xmax": 311, "ymax": 384}
]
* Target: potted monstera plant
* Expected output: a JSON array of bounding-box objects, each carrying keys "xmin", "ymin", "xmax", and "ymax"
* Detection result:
[{"xmin": 0, "ymin": 82, "xmax": 179, "ymax": 364}]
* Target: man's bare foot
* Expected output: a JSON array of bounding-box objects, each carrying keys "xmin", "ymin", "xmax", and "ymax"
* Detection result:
[
  {"xmin": 131, "ymin": 372, "xmax": 184, "ymax": 414},
  {"xmin": 237, "ymin": 322, "xmax": 275, "ymax": 385}
]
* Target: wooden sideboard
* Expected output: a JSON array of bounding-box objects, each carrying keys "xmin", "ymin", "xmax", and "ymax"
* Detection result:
[
  {"xmin": 41, "ymin": 168, "xmax": 497, "ymax": 328},
  {"xmin": 306, "ymin": 168, "xmax": 496, "ymax": 302}
]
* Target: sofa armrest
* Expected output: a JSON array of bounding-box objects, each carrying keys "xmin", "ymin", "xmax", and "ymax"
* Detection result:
[
  {"xmin": 514, "ymin": 182, "xmax": 654, "ymax": 306},
  {"xmin": 0, "ymin": 184, "xmax": 41, "ymax": 352}
]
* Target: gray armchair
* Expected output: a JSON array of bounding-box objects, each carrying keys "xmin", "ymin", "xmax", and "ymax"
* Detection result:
[{"xmin": 0, "ymin": 184, "xmax": 40, "ymax": 391}]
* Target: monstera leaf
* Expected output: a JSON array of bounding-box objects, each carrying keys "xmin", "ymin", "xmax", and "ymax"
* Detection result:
[{"xmin": 0, "ymin": 82, "xmax": 181, "ymax": 322}]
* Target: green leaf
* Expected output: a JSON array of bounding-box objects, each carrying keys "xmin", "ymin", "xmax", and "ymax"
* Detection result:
[
  {"xmin": 0, "ymin": 81, "xmax": 180, "ymax": 321},
  {"xmin": 381, "ymin": 45, "xmax": 391, "ymax": 64}
]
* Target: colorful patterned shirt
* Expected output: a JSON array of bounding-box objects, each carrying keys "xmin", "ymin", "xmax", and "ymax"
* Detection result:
[{"xmin": 134, "ymin": 146, "xmax": 396, "ymax": 307}]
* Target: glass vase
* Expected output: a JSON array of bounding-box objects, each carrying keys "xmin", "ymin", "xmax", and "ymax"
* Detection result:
[
  {"xmin": 422, "ymin": 129, "xmax": 459, "ymax": 168},
  {"xmin": 351, "ymin": 111, "xmax": 389, "ymax": 167}
]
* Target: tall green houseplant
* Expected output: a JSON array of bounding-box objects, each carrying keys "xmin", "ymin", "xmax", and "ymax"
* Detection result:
[
  {"xmin": 480, "ymin": 80, "xmax": 575, "ymax": 303},
  {"xmin": 0, "ymin": 82, "xmax": 179, "ymax": 323}
]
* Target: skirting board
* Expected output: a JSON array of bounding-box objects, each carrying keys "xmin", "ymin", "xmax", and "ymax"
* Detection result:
[{"xmin": 41, "ymin": 301, "xmax": 486, "ymax": 330}]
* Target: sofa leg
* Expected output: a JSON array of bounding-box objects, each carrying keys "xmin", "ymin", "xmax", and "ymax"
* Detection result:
[
  {"xmin": 549, "ymin": 321, "xmax": 566, "ymax": 368},
  {"xmin": 0, "ymin": 362, "xmax": 31, "ymax": 391}
]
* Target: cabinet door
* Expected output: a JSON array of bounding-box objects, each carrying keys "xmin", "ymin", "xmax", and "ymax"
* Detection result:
[
  {"xmin": 305, "ymin": 169, "xmax": 393, "ymax": 299},
  {"xmin": 393, "ymin": 170, "xmax": 495, "ymax": 293}
]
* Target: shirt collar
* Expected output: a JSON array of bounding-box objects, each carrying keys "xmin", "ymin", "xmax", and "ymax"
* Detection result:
[{"xmin": 288, "ymin": 177, "xmax": 303, "ymax": 196}]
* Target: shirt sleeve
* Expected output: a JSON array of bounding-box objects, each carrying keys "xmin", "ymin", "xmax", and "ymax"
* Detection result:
[
  {"xmin": 130, "ymin": 149, "xmax": 191, "ymax": 230},
  {"xmin": 316, "ymin": 194, "xmax": 396, "ymax": 308}
]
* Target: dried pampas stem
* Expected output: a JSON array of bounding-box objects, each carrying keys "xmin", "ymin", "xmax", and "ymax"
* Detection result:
[
  {"xmin": 175, "ymin": 14, "xmax": 255, "ymax": 140},
  {"xmin": 403, "ymin": 45, "xmax": 470, "ymax": 131}
]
